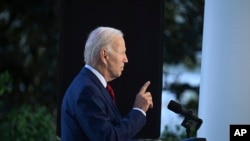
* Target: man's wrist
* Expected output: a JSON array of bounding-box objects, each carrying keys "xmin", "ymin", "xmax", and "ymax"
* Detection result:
[{"xmin": 133, "ymin": 107, "xmax": 146, "ymax": 116}]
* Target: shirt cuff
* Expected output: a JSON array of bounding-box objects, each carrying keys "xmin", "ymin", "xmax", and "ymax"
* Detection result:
[{"xmin": 133, "ymin": 107, "xmax": 146, "ymax": 116}]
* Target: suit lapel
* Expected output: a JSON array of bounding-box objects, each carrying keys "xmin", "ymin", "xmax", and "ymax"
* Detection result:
[{"xmin": 81, "ymin": 67, "xmax": 121, "ymax": 119}]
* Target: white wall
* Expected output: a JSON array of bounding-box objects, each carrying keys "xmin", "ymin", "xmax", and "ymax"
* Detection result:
[{"xmin": 198, "ymin": 0, "xmax": 250, "ymax": 140}]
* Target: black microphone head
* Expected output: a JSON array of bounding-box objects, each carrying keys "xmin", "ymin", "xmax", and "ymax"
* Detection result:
[{"xmin": 167, "ymin": 100, "xmax": 182, "ymax": 114}]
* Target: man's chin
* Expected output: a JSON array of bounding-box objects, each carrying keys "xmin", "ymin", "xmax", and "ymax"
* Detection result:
[
  {"xmin": 111, "ymin": 73, "xmax": 122, "ymax": 80},
  {"xmin": 117, "ymin": 72, "xmax": 122, "ymax": 77}
]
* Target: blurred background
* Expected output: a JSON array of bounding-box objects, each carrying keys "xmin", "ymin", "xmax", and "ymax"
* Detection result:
[{"xmin": 0, "ymin": 0, "xmax": 204, "ymax": 140}]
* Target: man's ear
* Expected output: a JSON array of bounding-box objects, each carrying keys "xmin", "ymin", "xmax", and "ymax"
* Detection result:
[{"xmin": 100, "ymin": 49, "xmax": 108, "ymax": 63}]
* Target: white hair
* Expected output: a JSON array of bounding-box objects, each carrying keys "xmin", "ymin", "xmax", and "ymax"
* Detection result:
[{"xmin": 83, "ymin": 26, "xmax": 123, "ymax": 65}]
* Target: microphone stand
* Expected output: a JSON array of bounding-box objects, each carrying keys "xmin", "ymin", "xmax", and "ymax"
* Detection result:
[
  {"xmin": 180, "ymin": 110, "xmax": 206, "ymax": 141},
  {"xmin": 181, "ymin": 116, "xmax": 192, "ymax": 138}
]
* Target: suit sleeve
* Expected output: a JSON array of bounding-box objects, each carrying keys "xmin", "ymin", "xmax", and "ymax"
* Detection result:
[{"xmin": 75, "ymin": 86, "xmax": 146, "ymax": 141}]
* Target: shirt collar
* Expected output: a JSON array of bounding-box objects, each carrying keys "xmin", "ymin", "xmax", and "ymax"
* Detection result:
[{"xmin": 85, "ymin": 64, "xmax": 107, "ymax": 87}]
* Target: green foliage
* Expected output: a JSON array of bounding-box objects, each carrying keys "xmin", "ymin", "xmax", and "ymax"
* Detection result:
[
  {"xmin": 161, "ymin": 125, "xmax": 186, "ymax": 141},
  {"xmin": 0, "ymin": 0, "xmax": 60, "ymax": 140},
  {"xmin": 0, "ymin": 71, "xmax": 12, "ymax": 96},
  {"xmin": 163, "ymin": 0, "xmax": 204, "ymax": 69},
  {"xmin": 0, "ymin": 104, "xmax": 57, "ymax": 141},
  {"xmin": 0, "ymin": 0, "xmax": 60, "ymax": 109}
]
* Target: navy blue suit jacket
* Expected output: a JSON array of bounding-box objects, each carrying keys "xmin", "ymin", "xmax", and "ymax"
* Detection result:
[{"xmin": 61, "ymin": 67, "xmax": 146, "ymax": 141}]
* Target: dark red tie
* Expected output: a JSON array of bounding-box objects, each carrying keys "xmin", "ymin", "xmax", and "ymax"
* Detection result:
[{"xmin": 106, "ymin": 84, "xmax": 115, "ymax": 104}]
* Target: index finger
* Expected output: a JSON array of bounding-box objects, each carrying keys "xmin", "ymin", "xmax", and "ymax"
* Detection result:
[{"xmin": 139, "ymin": 81, "xmax": 151, "ymax": 94}]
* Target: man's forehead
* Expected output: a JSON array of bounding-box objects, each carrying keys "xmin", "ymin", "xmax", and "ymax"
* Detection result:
[{"xmin": 113, "ymin": 36, "xmax": 126, "ymax": 48}]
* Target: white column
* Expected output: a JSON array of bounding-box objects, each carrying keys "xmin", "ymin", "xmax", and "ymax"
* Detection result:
[{"xmin": 198, "ymin": 0, "xmax": 250, "ymax": 140}]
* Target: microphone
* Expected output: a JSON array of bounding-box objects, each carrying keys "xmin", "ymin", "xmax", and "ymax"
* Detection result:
[
  {"xmin": 167, "ymin": 100, "xmax": 202, "ymax": 123},
  {"xmin": 168, "ymin": 100, "xmax": 205, "ymax": 139}
]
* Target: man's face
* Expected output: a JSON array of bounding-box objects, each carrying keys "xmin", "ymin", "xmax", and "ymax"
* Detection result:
[{"xmin": 106, "ymin": 36, "xmax": 128, "ymax": 80}]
